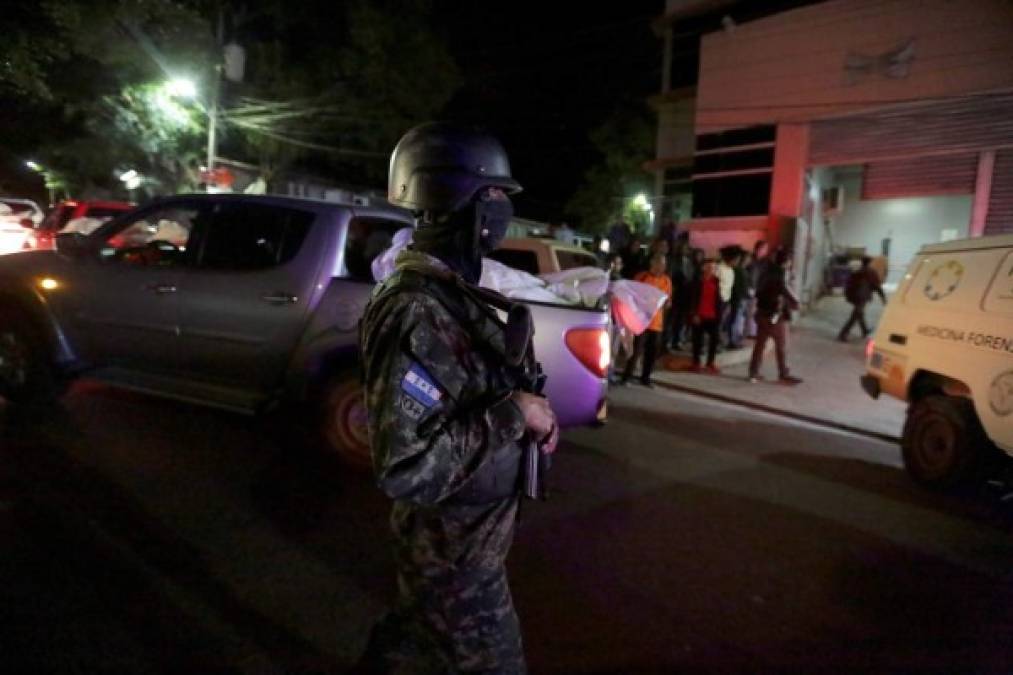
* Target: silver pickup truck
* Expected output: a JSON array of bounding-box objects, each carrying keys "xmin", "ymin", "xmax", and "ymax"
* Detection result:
[{"xmin": 0, "ymin": 194, "xmax": 609, "ymax": 465}]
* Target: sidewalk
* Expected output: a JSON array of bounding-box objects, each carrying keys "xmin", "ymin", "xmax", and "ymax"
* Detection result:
[{"xmin": 647, "ymin": 294, "xmax": 906, "ymax": 439}]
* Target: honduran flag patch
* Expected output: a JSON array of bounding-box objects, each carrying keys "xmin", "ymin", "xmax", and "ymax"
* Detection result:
[{"xmin": 401, "ymin": 363, "xmax": 443, "ymax": 409}]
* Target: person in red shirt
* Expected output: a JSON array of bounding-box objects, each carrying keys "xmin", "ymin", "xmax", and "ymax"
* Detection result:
[
  {"xmin": 621, "ymin": 252, "xmax": 672, "ymax": 387},
  {"xmin": 687, "ymin": 258, "xmax": 724, "ymax": 374}
]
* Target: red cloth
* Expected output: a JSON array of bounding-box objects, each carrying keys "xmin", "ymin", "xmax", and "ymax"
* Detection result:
[{"xmin": 698, "ymin": 276, "xmax": 719, "ymax": 321}]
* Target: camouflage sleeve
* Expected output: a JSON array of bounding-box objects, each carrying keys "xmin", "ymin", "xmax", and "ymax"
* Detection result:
[{"xmin": 363, "ymin": 293, "xmax": 527, "ymax": 505}]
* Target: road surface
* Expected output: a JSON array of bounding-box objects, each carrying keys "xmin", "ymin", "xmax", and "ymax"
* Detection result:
[{"xmin": 2, "ymin": 381, "xmax": 1012, "ymax": 673}]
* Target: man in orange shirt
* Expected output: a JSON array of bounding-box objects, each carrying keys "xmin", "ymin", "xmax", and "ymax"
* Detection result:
[{"xmin": 621, "ymin": 252, "xmax": 672, "ymax": 387}]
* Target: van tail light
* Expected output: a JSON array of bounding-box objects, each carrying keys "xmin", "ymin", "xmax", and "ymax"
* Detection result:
[
  {"xmin": 565, "ymin": 327, "xmax": 611, "ymax": 378},
  {"xmin": 865, "ymin": 338, "xmax": 875, "ymax": 360}
]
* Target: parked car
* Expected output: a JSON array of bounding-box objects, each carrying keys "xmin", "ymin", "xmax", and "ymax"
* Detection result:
[
  {"xmin": 861, "ymin": 233, "xmax": 1013, "ymax": 488},
  {"xmin": 0, "ymin": 198, "xmax": 44, "ymax": 255},
  {"xmin": 0, "ymin": 194, "xmax": 610, "ymax": 467},
  {"xmin": 26, "ymin": 199, "xmax": 135, "ymax": 251},
  {"xmin": 489, "ymin": 237, "xmax": 601, "ymax": 275}
]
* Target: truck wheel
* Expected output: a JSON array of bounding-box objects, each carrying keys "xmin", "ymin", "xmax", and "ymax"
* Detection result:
[
  {"xmin": 319, "ymin": 373, "xmax": 372, "ymax": 469},
  {"xmin": 901, "ymin": 394, "xmax": 986, "ymax": 488},
  {"xmin": 0, "ymin": 309, "xmax": 61, "ymax": 406}
]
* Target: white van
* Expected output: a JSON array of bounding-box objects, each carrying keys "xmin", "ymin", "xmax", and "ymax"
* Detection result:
[{"xmin": 862, "ymin": 233, "xmax": 1013, "ymax": 487}]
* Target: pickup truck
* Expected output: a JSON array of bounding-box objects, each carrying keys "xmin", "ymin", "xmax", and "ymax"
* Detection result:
[{"xmin": 0, "ymin": 194, "xmax": 610, "ymax": 466}]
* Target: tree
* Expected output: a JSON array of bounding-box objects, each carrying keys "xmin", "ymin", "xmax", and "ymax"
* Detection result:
[
  {"xmin": 221, "ymin": 0, "xmax": 460, "ymax": 186},
  {"xmin": 0, "ymin": 0, "xmax": 212, "ymax": 196},
  {"xmin": 2, "ymin": 0, "xmax": 460, "ymax": 197},
  {"xmin": 565, "ymin": 103, "xmax": 655, "ymax": 235}
]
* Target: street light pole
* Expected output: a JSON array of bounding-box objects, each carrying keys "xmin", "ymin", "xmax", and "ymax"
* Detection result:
[{"xmin": 206, "ymin": 7, "xmax": 224, "ymax": 179}]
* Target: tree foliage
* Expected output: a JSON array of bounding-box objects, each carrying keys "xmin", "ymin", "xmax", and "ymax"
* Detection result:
[
  {"xmin": 564, "ymin": 103, "xmax": 655, "ymax": 235},
  {"xmin": 2, "ymin": 0, "xmax": 460, "ymax": 197}
]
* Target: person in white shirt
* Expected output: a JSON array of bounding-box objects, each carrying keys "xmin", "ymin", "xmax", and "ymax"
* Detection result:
[
  {"xmin": 716, "ymin": 245, "xmax": 737, "ymax": 304},
  {"xmin": 554, "ymin": 221, "xmax": 576, "ymax": 246}
]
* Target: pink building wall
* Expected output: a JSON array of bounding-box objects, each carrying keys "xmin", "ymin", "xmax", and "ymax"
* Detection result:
[{"xmin": 695, "ymin": 0, "xmax": 1013, "ymax": 132}]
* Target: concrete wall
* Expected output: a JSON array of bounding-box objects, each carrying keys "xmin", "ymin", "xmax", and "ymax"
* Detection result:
[
  {"xmin": 828, "ymin": 171, "xmax": 973, "ymax": 282},
  {"xmin": 696, "ymin": 0, "xmax": 1013, "ymax": 131},
  {"xmin": 655, "ymin": 95, "xmax": 697, "ymax": 161}
]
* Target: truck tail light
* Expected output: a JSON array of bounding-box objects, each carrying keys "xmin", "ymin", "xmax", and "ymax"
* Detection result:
[
  {"xmin": 865, "ymin": 338, "xmax": 875, "ymax": 361},
  {"xmin": 565, "ymin": 327, "xmax": 610, "ymax": 378}
]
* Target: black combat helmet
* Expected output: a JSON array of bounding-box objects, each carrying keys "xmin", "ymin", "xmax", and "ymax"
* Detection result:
[{"xmin": 388, "ymin": 123, "xmax": 522, "ymax": 214}]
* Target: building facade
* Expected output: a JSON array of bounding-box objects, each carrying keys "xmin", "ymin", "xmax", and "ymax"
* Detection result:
[{"xmin": 652, "ymin": 0, "xmax": 1013, "ymax": 302}]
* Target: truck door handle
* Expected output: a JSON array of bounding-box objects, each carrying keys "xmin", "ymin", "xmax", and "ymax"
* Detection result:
[
  {"xmin": 261, "ymin": 292, "xmax": 299, "ymax": 305},
  {"xmin": 146, "ymin": 283, "xmax": 177, "ymax": 295}
]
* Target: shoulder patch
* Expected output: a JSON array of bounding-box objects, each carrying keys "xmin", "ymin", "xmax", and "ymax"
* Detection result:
[{"xmin": 401, "ymin": 363, "xmax": 443, "ymax": 409}]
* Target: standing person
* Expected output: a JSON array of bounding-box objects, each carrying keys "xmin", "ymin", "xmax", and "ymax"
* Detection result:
[
  {"xmin": 622, "ymin": 252, "xmax": 672, "ymax": 387},
  {"xmin": 607, "ymin": 219, "xmax": 632, "ymax": 255},
  {"xmin": 358, "ymin": 123, "xmax": 559, "ymax": 674},
  {"xmin": 748, "ymin": 248, "xmax": 803, "ymax": 385},
  {"xmin": 658, "ymin": 217, "xmax": 680, "ymax": 251},
  {"xmin": 723, "ymin": 247, "xmax": 748, "ymax": 349},
  {"xmin": 687, "ymin": 258, "xmax": 724, "ymax": 374},
  {"xmin": 716, "ymin": 246, "xmax": 739, "ymax": 348},
  {"xmin": 838, "ymin": 256, "xmax": 887, "ymax": 342},
  {"xmin": 666, "ymin": 233, "xmax": 692, "ymax": 350},
  {"xmin": 554, "ymin": 220, "xmax": 576, "ymax": 245},
  {"xmin": 744, "ymin": 240, "xmax": 769, "ymax": 339},
  {"xmin": 620, "ymin": 235, "xmax": 646, "ymax": 279}
]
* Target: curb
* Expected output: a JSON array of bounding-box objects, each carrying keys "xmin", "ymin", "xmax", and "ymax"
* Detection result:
[{"xmin": 648, "ymin": 376, "xmax": 902, "ymax": 445}]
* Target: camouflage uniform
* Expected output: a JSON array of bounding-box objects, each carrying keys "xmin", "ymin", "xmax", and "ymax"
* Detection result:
[{"xmin": 359, "ymin": 250, "xmax": 531, "ymax": 674}]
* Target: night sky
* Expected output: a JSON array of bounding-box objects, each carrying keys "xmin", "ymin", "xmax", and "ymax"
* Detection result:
[{"xmin": 435, "ymin": 1, "xmax": 664, "ymax": 222}]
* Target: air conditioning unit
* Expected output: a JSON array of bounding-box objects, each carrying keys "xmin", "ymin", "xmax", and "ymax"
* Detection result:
[{"xmin": 822, "ymin": 186, "xmax": 844, "ymax": 215}]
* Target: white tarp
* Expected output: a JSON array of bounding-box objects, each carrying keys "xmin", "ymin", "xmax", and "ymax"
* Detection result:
[{"xmin": 372, "ymin": 228, "xmax": 668, "ymax": 336}]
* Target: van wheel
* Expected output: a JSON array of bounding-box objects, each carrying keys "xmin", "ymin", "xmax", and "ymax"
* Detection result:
[
  {"xmin": 0, "ymin": 310, "xmax": 61, "ymax": 406},
  {"xmin": 319, "ymin": 372, "xmax": 372, "ymax": 470},
  {"xmin": 901, "ymin": 395, "xmax": 986, "ymax": 488}
]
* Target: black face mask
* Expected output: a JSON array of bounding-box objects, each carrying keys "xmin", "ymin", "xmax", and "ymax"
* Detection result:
[
  {"xmin": 413, "ymin": 189, "xmax": 513, "ymax": 284},
  {"xmin": 476, "ymin": 191, "xmax": 513, "ymax": 255}
]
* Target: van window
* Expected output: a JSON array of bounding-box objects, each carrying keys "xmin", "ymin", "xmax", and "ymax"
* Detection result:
[
  {"xmin": 344, "ymin": 218, "xmax": 407, "ymax": 280},
  {"xmin": 487, "ymin": 249, "xmax": 539, "ymax": 275},
  {"xmin": 556, "ymin": 249, "xmax": 599, "ymax": 270}
]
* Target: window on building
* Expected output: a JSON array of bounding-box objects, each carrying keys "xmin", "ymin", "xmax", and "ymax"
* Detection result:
[{"xmin": 692, "ymin": 124, "xmax": 775, "ymax": 218}]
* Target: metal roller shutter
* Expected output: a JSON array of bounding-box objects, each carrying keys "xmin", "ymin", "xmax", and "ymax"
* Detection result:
[
  {"xmin": 862, "ymin": 153, "xmax": 978, "ymax": 199},
  {"xmin": 986, "ymin": 150, "xmax": 1013, "ymax": 235},
  {"xmin": 810, "ymin": 91, "xmax": 1013, "ymax": 167}
]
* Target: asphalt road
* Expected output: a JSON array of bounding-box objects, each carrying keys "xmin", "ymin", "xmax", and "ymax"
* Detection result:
[{"xmin": 3, "ymin": 381, "xmax": 1013, "ymax": 674}]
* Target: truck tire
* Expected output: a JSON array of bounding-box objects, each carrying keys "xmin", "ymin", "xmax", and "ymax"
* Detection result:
[
  {"xmin": 901, "ymin": 394, "xmax": 987, "ymax": 488},
  {"xmin": 0, "ymin": 308, "xmax": 62, "ymax": 406},
  {"xmin": 319, "ymin": 372, "xmax": 372, "ymax": 469}
]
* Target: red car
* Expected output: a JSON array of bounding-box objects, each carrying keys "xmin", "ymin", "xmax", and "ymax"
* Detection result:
[{"xmin": 26, "ymin": 200, "xmax": 135, "ymax": 250}]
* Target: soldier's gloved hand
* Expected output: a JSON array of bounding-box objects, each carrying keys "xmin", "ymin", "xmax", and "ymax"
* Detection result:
[{"xmin": 511, "ymin": 391, "xmax": 558, "ymax": 454}]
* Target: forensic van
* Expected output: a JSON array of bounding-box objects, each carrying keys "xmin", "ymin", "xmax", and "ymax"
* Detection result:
[{"xmin": 861, "ymin": 233, "xmax": 1013, "ymax": 488}]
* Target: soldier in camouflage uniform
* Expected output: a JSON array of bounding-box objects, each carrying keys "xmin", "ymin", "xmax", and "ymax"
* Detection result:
[{"xmin": 357, "ymin": 123, "xmax": 559, "ymax": 674}]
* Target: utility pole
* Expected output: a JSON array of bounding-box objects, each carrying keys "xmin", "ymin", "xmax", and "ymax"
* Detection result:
[{"xmin": 206, "ymin": 7, "xmax": 224, "ymax": 180}]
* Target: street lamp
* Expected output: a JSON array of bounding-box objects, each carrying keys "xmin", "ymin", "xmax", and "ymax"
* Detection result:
[
  {"xmin": 161, "ymin": 74, "xmax": 219, "ymax": 190},
  {"xmin": 165, "ymin": 77, "xmax": 197, "ymax": 99}
]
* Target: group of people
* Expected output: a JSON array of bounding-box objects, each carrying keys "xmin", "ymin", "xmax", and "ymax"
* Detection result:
[{"xmin": 605, "ymin": 223, "xmax": 804, "ymax": 387}]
